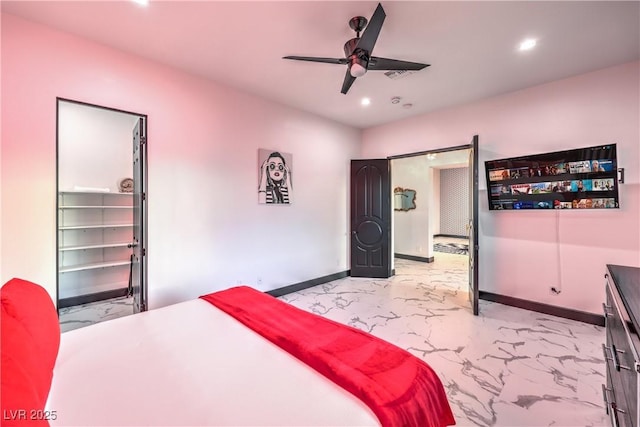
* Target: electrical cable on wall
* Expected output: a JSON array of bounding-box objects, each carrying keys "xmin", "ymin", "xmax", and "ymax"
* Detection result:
[{"xmin": 551, "ymin": 209, "xmax": 562, "ymax": 294}]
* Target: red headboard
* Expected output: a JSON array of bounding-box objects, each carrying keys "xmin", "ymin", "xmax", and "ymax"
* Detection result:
[{"xmin": 1, "ymin": 278, "xmax": 60, "ymax": 426}]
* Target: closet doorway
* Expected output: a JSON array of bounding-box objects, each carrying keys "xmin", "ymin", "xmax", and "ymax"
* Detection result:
[{"xmin": 56, "ymin": 99, "xmax": 147, "ymax": 331}]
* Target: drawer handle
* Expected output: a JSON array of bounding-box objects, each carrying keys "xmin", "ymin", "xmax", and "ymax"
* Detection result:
[
  {"xmin": 602, "ymin": 344, "xmax": 613, "ymax": 362},
  {"xmin": 610, "ymin": 402, "xmax": 621, "ymax": 427},
  {"xmin": 610, "ymin": 344, "xmax": 631, "ymax": 372},
  {"xmin": 602, "ymin": 344, "xmax": 629, "ymax": 371},
  {"xmin": 602, "ymin": 384, "xmax": 622, "ymax": 427},
  {"xmin": 601, "ymin": 384, "xmax": 609, "ymax": 412}
]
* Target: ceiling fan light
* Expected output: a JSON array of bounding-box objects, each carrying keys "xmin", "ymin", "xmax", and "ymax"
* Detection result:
[{"xmin": 350, "ymin": 62, "xmax": 367, "ymax": 78}]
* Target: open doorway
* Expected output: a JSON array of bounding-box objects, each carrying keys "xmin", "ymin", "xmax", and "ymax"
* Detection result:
[
  {"xmin": 388, "ymin": 139, "xmax": 479, "ymax": 314},
  {"xmin": 56, "ymin": 99, "xmax": 147, "ymax": 332},
  {"xmin": 391, "ymin": 148, "xmax": 471, "ymax": 262}
]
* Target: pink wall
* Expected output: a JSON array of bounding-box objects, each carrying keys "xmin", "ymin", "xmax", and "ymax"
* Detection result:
[
  {"xmin": 3, "ymin": 11, "xmax": 637, "ymax": 316},
  {"xmin": 1, "ymin": 14, "xmax": 361, "ymax": 307},
  {"xmin": 362, "ymin": 61, "xmax": 640, "ymax": 314}
]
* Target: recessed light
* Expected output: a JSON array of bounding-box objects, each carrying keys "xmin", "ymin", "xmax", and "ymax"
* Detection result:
[
  {"xmin": 361, "ymin": 98, "xmax": 371, "ymax": 106},
  {"xmin": 519, "ymin": 38, "xmax": 537, "ymax": 51},
  {"xmin": 132, "ymin": 0, "xmax": 149, "ymax": 6}
]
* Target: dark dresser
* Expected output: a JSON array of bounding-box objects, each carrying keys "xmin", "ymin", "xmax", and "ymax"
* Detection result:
[{"xmin": 604, "ymin": 264, "xmax": 640, "ymax": 427}]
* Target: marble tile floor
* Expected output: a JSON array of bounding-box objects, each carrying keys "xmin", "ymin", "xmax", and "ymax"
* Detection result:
[
  {"xmin": 55, "ymin": 253, "xmax": 607, "ymax": 426},
  {"xmin": 58, "ymin": 295, "xmax": 134, "ymax": 333},
  {"xmin": 281, "ymin": 254, "xmax": 607, "ymax": 427},
  {"xmin": 55, "ymin": 241, "xmax": 464, "ymax": 335}
]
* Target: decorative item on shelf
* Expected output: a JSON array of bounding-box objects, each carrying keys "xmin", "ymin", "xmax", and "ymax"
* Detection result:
[
  {"xmin": 119, "ymin": 178, "xmax": 134, "ymax": 193},
  {"xmin": 394, "ymin": 187, "xmax": 417, "ymax": 211}
]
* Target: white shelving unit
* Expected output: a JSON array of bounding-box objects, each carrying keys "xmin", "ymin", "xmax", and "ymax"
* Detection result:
[{"xmin": 58, "ymin": 191, "xmax": 134, "ymax": 303}]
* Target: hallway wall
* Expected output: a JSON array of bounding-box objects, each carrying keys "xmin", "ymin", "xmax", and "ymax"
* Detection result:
[{"xmin": 439, "ymin": 167, "xmax": 470, "ymax": 237}]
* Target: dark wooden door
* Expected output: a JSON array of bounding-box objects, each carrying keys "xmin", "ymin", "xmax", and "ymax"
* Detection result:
[
  {"xmin": 468, "ymin": 135, "xmax": 480, "ymax": 315},
  {"xmin": 132, "ymin": 118, "xmax": 147, "ymax": 313},
  {"xmin": 350, "ymin": 159, "xmax": 391, "ymax": 278}
]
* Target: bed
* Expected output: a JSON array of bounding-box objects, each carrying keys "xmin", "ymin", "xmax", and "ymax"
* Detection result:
[{"xmin": 1, "ymin": 278, "xmax": 455, "ymax": 427}]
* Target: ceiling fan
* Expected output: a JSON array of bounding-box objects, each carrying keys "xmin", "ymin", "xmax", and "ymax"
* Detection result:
[{"xmin": 283, "ymin": 3, "xmax": 430, "ymax": 95}]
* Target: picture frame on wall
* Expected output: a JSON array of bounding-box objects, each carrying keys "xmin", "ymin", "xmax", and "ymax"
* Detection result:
[{"xmin": 258, "ymin": 149, "xmax": 293, "ymax": 204}]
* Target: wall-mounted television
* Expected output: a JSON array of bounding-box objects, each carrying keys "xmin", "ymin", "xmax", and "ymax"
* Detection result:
[{"xmin": 485, "ymin": 144, "xmax": 619, "ymax": 210}]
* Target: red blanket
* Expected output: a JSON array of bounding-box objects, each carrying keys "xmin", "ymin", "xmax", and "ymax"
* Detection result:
[{"xmin": 200, "ymin": 286, "xmax": 455, "ymax": 427}]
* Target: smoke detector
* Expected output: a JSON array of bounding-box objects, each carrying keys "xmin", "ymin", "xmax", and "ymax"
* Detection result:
[{"xmin": 391, "ymin": 97, "xmax": 401, "ymax": 104}]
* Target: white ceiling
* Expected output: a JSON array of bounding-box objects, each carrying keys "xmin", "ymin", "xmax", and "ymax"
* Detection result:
[{"xmin": 2, "ymin": 1, "xmax": 639, "ymax": 129}]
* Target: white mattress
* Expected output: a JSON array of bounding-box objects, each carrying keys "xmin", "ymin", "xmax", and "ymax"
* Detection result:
[{"xmin": 47, "ymin": 299, "xmax": 380, "ymax": 426}]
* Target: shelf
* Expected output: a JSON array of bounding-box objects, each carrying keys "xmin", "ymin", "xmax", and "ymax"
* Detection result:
[
  {"xmin": 57, "ymin": 188, "xmax": 135, "ymax": 304},
  {"xmin": 59, "ymin": 205, "xmax": 132, "ymax": 209},
  {"xmin": 59, "ymin": 260, "xmax": 131, "ymax": 273},
  {"xmin": 59, "ymin": 224, "xmax": 133, "ymax": 230},
  {"xmin": 59, "ymin": 190, "xmax": 133, "ymax": 195},
  {"xmin": 60, "ymin": 243, "xmax": 132, "ymax": 251}
]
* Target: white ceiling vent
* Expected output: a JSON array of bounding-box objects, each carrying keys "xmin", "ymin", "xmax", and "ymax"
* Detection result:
[{"xmin": 384, "ymin": 70, "xmax": 417, "ymax": 80}]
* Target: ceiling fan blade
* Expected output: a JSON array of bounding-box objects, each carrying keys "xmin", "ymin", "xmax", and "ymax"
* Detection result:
[
  {"xmin": 283, "ymin": 56, "xmax": 347, "ymax": 65},
  {"xmin": 356, "ymin": 3, "xmax": 386, "ymax": 54},
  {"xmin": 368, "ymin": 57, "xmax": 430, "ymax": 71},
  {"xmin": 341, "ymin": 69, "xmax": 357, "ymax": 94}
]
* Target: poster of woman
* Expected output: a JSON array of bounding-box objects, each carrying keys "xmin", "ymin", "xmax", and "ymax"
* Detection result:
[{"xmin": 258, "ymin": 149, "xmax": 293, "ymax": 204}]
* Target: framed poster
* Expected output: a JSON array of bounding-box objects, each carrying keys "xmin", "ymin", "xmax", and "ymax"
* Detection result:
[{"xmin": 258, "ymin": 149, "xmax": 292, "ymax": 204}]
